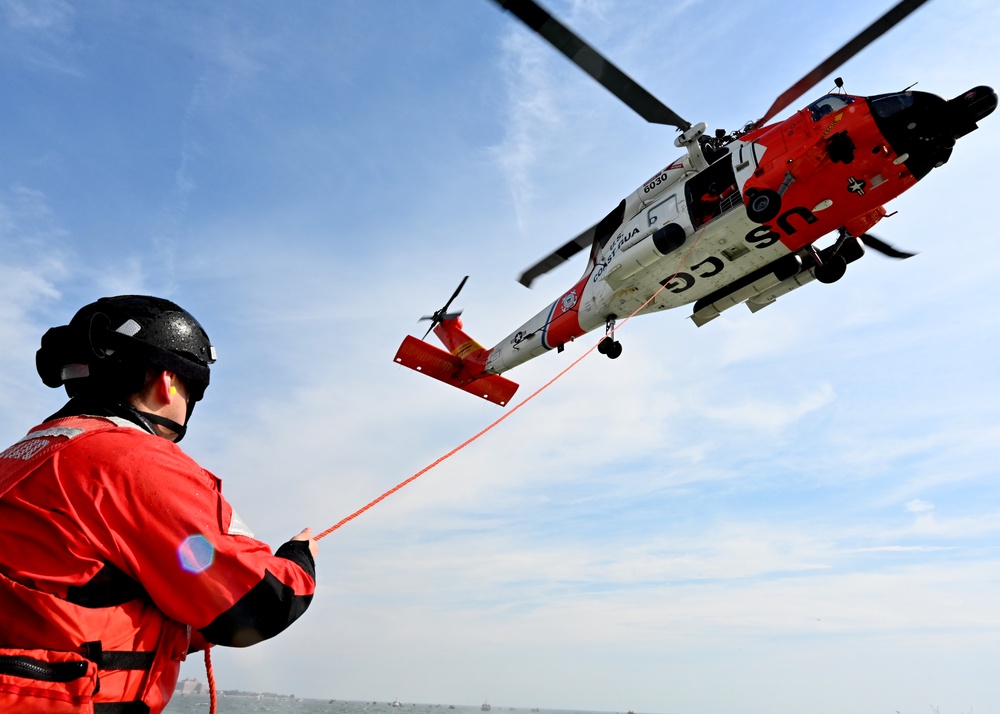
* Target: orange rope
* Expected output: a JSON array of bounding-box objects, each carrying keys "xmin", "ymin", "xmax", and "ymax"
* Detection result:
[
  {"xmin": 201, "ymin": 226, "xmax": 710, "ymax": 711},
  {"xmin": 317, "ymin": 335, "xmax": 598, "ymax": 540},
  {"xmin": 315, "ymin": 224, "xmax": 709, "ymax": 541},
  {"xmin": 204, "ymin": 647, "xmax": 217, "ymax": 714}
]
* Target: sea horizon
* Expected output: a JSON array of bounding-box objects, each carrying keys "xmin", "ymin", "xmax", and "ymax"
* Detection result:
[{"xmin": 164, "ymin": 696, "xmax": 648, "ymax": 714}]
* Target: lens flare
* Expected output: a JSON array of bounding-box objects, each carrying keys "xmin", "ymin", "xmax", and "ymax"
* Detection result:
[{"xmin": 178, "ymin": 534, "xmax": 215, "ymax": 573}]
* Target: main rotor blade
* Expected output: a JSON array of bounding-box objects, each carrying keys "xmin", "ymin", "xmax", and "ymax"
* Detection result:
[
  {"xmin": 860, "ymin": 233, "xmax": 916, "ymax": 259},
  {"xmin": 518, "ymin": 227, "xmax": 594, "ymax": 288},
  {"xmin": 490, "ymin": 0, "xmax": 690, "ymax": 130},
  {"xmin": 519, "ymin": 198, "xmax": 627, "ymax": 287},
  {"xmin": 756, "ymin": 0, "xmax": 931, "ymax": 127}
]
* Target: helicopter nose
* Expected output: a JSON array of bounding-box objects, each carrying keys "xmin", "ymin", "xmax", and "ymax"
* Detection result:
[
  {"xmin": 868, "ymin": 87, "xmax": 994, "ymax": 180},
  {"xmin": 947, "ymin": 85, "xmax": 997, "ymax": 135}
]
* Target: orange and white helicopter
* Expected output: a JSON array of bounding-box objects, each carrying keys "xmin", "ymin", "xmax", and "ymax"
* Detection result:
[{"xmin": 393, "ymin": 0, "xmax": 996, "ymax": 407}]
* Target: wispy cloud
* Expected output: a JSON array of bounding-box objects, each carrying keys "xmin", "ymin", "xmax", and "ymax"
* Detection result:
[
  {"xmin": 489, "ymin": 31, "xmax": 566, "ymax": 227},
  {"xmin": 0, "ymin": 0, "xmax": 80, "ymax": 75},
  {"xmin": 0, "ymin": 187, "xmax": 70, "ymax": 435}
]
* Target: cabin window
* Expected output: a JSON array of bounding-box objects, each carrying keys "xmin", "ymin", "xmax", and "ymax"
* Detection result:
[
  {"xmin": 646, "ymin": 194, "xmax": 679, "ymax": 228},
  {"xmin": 869, "ymin": 92, "xmax": 914, "ymax": 119},
  {"xmin": 808, "ymin": 95, "xmax": 855, "ymax": 121}
]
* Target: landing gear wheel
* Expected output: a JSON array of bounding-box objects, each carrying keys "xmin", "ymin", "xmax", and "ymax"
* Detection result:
[
  {"xmin": 815, "ymin": 254, "xmax": 848, "ymax": 284},
  {"xmin": 598, "ymin": 337, "xmax": 622, "ymax": 359},
  {"xmin": 744, "ymin": 188, "xmax": 782, "ymax": 223}
]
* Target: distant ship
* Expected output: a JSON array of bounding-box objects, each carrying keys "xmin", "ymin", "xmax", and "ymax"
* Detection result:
[
  {"xmin": 392, "ymin": 700, "xmax": 403, "ymax": 708},
  {"xmin": 482, "ymin": 702, "xmax": 491, "ymax": 711}
]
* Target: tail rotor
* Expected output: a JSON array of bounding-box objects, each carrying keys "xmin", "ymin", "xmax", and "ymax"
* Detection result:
[{"xmin": 419, "ymin": 276, "xmax": 468, "ymax": 339}]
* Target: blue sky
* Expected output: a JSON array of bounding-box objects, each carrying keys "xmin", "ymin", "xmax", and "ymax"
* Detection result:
[{"xmin": 2, "ymin": 1, "xmax": 999, "ymax": 713}]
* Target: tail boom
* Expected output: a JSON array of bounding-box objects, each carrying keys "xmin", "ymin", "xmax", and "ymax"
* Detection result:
[{"xmin": 393, "ymin": 335, "xmax": 519, "ymax": 407}]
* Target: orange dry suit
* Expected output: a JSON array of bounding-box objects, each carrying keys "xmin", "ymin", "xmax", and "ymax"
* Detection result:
[{"xmin": 0, "ymin": 407, "xmax": 316, "ymax": 713}]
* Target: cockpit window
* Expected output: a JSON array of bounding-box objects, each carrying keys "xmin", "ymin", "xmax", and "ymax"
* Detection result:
[
  {"xmin": 869, "ymin": 92, "xmax": 915, "ymax": 119},
  {"xmin": 808, "ymin": 94, "xmax": 855, "ymax": 121}
]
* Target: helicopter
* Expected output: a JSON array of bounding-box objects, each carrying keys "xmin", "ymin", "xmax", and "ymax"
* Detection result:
[{"xmin": 393, "ymin": 0, "xmax": 996, "ymax": 407}]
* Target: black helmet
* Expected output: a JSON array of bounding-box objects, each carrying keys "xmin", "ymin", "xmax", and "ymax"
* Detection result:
[{"xmin": 36, "ymin": 295, "xmax": 216, "ymax": 402}]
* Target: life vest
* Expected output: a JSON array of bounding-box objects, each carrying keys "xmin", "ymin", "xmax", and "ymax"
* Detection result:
[
  {"xmin": 0, "ymin": 647, "xmax": 99, "ymax": 713},
  {"xmin": 0, "ymin": 417, "xmax": 193, "ymax": 713}
]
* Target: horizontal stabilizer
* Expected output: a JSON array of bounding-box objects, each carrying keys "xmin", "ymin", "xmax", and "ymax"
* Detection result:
[{"xmin": 393, "ymin": 336, "xmax": 519, "ymax": 407}]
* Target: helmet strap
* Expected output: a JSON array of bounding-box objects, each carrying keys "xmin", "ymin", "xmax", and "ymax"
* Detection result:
[
  {"xmin": 136, "ymin": 379, "xmax": 199, "ymax": 443},
  {"xmin": 139, "ymin": 411, "xmax": 188, "ymax": 443}
]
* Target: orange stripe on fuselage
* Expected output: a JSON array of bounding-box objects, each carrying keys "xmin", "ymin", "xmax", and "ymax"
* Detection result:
[{"xmin": 541, "ymin": 276, "xmax": 588, "ymax": 350}]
